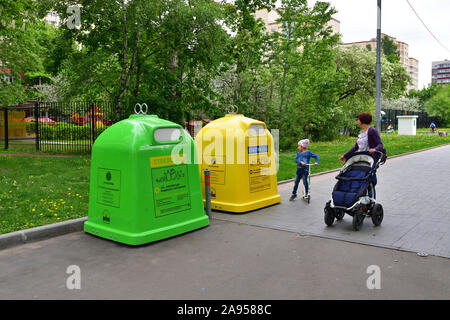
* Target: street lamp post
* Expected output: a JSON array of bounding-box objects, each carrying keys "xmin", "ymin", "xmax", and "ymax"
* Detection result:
[{"xmin": 375, "ymin": 0, "xmax": 382, "ymax": 131}]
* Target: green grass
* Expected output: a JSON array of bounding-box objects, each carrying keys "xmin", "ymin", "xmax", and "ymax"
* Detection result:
[
  {"xmin": 277, "ymin": 132, "xmax": 450, "ymax": 181},
  {"xmin": 0, "ymin": 155, "xmax": 90, "ymax": 234},
  {"xmin": 1, "ymin": 132, "xmax": 450, "ymax": 234},
  {"xmin": 0, "ymin": 139, "xmax": 91, "ymax": 155}
]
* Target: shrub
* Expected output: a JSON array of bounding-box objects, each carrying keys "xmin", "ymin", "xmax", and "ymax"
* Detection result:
[{"xmin": 39, "ymin": 122, "xmax": 107, "ymax": 141}]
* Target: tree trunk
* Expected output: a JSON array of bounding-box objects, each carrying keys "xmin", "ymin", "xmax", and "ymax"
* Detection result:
[
  {"xmin": 115, "ymin": 2, "xmax": 141, "ymax": 118},
  {"xmin": 278, "ymin": 65, "xmax": 288, "ymax": 132}
]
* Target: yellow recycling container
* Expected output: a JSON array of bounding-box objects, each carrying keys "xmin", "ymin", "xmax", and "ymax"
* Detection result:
[{"xmin": 195, "ymin": 114, "xmax": 281, "ymax": 213}]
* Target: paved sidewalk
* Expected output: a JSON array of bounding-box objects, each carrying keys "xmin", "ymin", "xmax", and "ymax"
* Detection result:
[
  {"xmin": 0, "ymin": 145, "xmax": 449, "ymax": 300},
  {"xmin": 1, "ymin": 220, "xmax": 449, "ymax": 299},
  {"xmin": 215, "ymin": 144, "xmax": 450, "ymax": 258}
]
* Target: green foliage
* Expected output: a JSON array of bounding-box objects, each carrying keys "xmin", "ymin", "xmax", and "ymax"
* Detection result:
[
  {"xmin": 39, "ymin": 122, "xmax": 107, "ymax": 141},
  {"xmin": 407, "ymin": 82, "xmax": 440, "ymax": 107},
  {"xmin": 335, "ymin": 46, "xmax": 410, "ymax": 135},
  {"xmin": 47, "ymin": 0, "xmax": 229, "ymax": 124},
  {"xmin": 216, "ymin": 0, "xmax": 275, "ymax": 121},
  {"xmin": 425, "ymin": 85, "xmax": 450, "ymax": 126},
  {"xmin": 268, "ymin": 0, "xmax": 345, "ymax": 144},
  {"xmin": 0, "ymin": 1, "xmax": 47, "ymax": 106},
  {"xmin": 381, "ymin": 36, "xmax": 400, "ymax": 63},
  {"xmin": 382, "ymin": 97, "xmax": 423, "ymax": 112},
  {"xmin": 2, "ymin": 1, "xmax": 414, "ymax": 143}
]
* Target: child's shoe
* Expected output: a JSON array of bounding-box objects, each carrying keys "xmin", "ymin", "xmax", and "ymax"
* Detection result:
[{"xmin": 289, "ymin": 194, "xmax": 297, "ymax": 201}]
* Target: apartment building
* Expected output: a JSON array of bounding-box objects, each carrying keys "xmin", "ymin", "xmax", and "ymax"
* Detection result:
[
  {"xmin": 431, "ymin": 60, "xmax": 450, "ymax": 85},
  {"xmin": 255, "ymin": 9, "xmax": 341, "ymax": 36},
  {"xmin": 342, "ymin": 33, "xmax": 419, "ymax": 91},
  {"xmin": 408, "ymin": 57, "xmax": 419, "ymax": 90}
]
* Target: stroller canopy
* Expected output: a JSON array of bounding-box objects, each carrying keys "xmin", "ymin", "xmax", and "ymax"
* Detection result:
[{"xmin": 340, "ymin": 152, "xmax": 375, "ymax": 173}]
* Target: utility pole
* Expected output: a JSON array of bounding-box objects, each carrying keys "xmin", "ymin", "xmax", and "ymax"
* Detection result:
[{"xmin": 375, "ymin": 0, "xmax": 382, "ymax": 131}]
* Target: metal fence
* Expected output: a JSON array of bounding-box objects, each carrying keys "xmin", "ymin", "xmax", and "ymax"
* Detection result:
[
  {"xmin": 1, "ymin": 101, "xmax": 201, "ymax": 153},
  {"xmin": 4, "ymin": 103, "xmax": 441, "ymax": 153},
  {"xmin": 382, "ymin": 109, "xmax": 441, "ymax": 131},
  {"xmin": 1, "ymin": 101, "xmax": 117, "ymax": 153},
  {"xmin": 37, "ymin": 101, "xmax": 117, "ymax": 153},
  {"xmin": 0, "ymin": 104, "xmax": 39, "ymax": 152}
]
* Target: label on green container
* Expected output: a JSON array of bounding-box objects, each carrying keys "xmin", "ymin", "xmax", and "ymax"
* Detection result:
[
  {"xmin": 97, "ymin": 168, "xmax": 121, "ymax": 208},
  {"xmin": 151, "ymin": 156, "xmax": 191, "ymax": 217}
]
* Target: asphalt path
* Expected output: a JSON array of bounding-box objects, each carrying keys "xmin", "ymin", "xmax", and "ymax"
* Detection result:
[
  {"xmin": 0, "ymin": 145, "xmax": 449, "ymax": 299},
  {"xmin": 215, "ymin": 144, "xmax": 450, "ymax": 259}
]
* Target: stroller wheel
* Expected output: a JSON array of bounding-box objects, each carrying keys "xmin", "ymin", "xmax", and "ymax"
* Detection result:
[
  {"xmin": 352, "ymin": 212, "xmax": 365, "ymax": 231},
  {"xmin": 371, "ymin": 204, "xmax": 384, "ymax": 226},
  {"xmin": 335, "ymin": 209, "xmax": 345, "ymax": 221},
  {"xmin": 324, "ymin": 206, "xmax": 335, "ymax": 226}
]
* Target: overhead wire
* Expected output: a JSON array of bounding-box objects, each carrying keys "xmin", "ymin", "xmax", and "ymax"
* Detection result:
[{"xmin": 405, "ymin": 0, "xmax": 450, "ymax": 54}]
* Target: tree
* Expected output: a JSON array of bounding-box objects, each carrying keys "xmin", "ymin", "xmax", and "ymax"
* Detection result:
[
  {"xmin": 0, "ymin": 1, "xmax": 46, "ymax": 106},
  {"xmin": 381, "ymin": 36, "xmax": 400, "ymax": 63},
  {"xmin": 335, "ymin": 45, "xmax": 410, "ymax": 135},
  {"xmin": 268, "ymin": 0, "xmax": 345, "ymax": 143},
  {"xmin": 407, "ymin": 82, "xmax": 440, "ymax": 107},
  {"xmin": 49, "ymin": 0, "xmax": 229, "ymax": 122},
  {"xmin": 425, "ymin": 85, "xmax": 450, "ymax": 126},
  {"xmin": 215, "ymin": 0, "xmax": 276, "ymax": 120},
  {"xmin": 382, "ymin": 97, "xmax": 422, "ymax": 112}
]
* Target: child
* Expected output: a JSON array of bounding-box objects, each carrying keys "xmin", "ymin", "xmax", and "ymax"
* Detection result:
[
  {"xmin": 430, "ymin": 122, "xmax": 436, "ymax": 133},
  {"xmin": 387, "ymin": 122, "xmax": 394, "ymax": 133},
  {"xmin": 290, "ymin": 139, "xmax": 319, "ymax": 201}
]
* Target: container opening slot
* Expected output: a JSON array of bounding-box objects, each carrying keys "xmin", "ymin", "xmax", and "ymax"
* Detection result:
[
  {"xmin": 249, "ymin": 124, "xmax": 265, "ymax": 135},
  {"xmin": 154, "ymin": 128, "xmax": 181, "ymax": 142}
]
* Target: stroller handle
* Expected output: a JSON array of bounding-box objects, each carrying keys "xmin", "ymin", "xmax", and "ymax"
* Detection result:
[{"xmin": 348, "ymin": 150, "xmax": 385, "ymax": 160}]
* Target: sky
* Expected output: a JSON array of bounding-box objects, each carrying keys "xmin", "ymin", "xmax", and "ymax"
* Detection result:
[{"xmin": 305, "ymin": 0, "xmax": 450, "ymax": 89}]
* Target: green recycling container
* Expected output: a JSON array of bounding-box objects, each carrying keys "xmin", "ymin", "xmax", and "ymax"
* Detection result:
[{"xmin": 84, "ymin": 114, "xmax": 209, "ymax": 245}]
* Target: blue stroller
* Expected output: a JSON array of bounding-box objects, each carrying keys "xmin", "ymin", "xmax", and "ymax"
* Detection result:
[{"xmin": 324, "ymin": 151, "xmax": 386, "ymax": 231}]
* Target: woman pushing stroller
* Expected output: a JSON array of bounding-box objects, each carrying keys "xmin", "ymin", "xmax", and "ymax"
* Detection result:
[
  {"xmin": 324, "ymin": 112, "xmax": 386, "ymax": 230},
  {"xmin": 340, "ymin": 112, "xmax": 384, "ymax": 197}
]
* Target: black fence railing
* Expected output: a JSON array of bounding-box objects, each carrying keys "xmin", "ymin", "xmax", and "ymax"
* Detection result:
[
  {"xmin": 1, "ymin": 101, "xmax": 202, "ymax": 153},
  {"xmin": 36, "ymin": 101, "xmax": 117, "ymax": 153},
  {"xmin": 1, "ymin": 101, "xmax": 119, "ymax": 153},
  {"xmin": 6, "ymin": 103, "xmax": 441, "ymax": 153},
  {"xmin": 0, "ymin": 103, "xmax": 39, "ymax": 152},
  {"xmin": 382, "ymin": 109, "xmax": 441, "ymax": 131}
]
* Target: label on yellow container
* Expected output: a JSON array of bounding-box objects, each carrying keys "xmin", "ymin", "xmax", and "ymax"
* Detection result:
[
  {"xmin": 248, "ymin": 145, "xmax": 271, "ymax": 193},
  {"xmin": 203, "ymin": 155, "xmax": 226, "ymax": 185}
]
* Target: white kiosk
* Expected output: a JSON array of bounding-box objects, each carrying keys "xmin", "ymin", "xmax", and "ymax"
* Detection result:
[{"xmin": 397, "ymin": 115, "xmax": 418, "ymax": 135}]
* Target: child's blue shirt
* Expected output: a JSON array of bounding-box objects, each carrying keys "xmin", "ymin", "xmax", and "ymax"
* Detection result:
[{"xmin": 295, "ymin": 150, "xmax": 319, "ymax": 168}]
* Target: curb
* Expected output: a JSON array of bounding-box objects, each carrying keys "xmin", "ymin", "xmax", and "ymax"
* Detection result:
[
  {"xmin": 0, "ymin": 217, "xmax": 87, "ymax": 250},
  {"xmin": 1, "ymin": 142, "xmax": 449, "ymax": 250}
]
